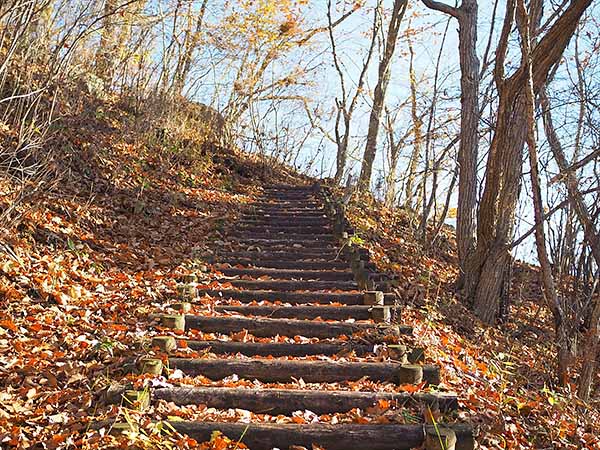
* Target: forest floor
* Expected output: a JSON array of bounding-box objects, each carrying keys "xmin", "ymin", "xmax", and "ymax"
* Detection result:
[{"xmin": 0, "ymin": 92, "xmax": 599, "ymax": 449}]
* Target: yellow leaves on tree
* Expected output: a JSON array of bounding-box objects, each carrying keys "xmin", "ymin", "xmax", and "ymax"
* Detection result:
[{"xmin": 221, "ymin": 0, "xmax": 307, "ymax": 46}]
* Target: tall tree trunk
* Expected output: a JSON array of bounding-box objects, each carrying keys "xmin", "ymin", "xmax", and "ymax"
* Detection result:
[
  {"xmin": 384, "ymin": 114, "xmax": 412, "ymax": 208},
  {"xmin": 541, "ymin": 91, "xmax": 600, "ymax": 267},
  {"xmin": 465, "ymin": 0, "xmax": 592, "ymax": 324},
  {"xmin": 358, "ymin": 0, "xmax": 407, "ymax": 191},
  {"xmin": 403, "ymin": 38, "xmax": 422, "ymax": 211},
  {"xmin": 518, "ymin": 0, "xmax": 572, "ymax": 385},
  {"xmin": 328, "ymin": 0, "xmax": 379, "ymax": 184},
  {"xmin": 540, "ymin": 87, "xmax": 600, "ymax": 393},
  {"xmin": 172, "ymin": 0, "xmax": 208, "ymax": 96},
  {"xmin": 455, "ymin": 0, "xmax": 479, "ymax": 280},
  {"xmin": 95, "ymin": 0, "xmax": 118, "ymax": 86},
  {"xmin": 422, "ymin": 0, "xmax": 480, "ymax": 281},
  {"xmin": 579, "ymin": 297, "xmax": 600, "ymax": 400}
]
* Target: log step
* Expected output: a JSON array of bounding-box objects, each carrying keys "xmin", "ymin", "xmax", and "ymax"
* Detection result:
[
  {"xmin": 198, "ymin": 289, "xmax": 398, "ymax": 305},
  {"xmin": 235, "ymin": 225, "xmax": 332, "ymax": 234},
  {"xmin": 108, "ymin": 386, "xmax": 459, "ymax": 414},
  {"xmin": 213, "ymin": 304, "xmax": 385, "ymax": 320},
  {"xmin": 225, "ymin": 279, "xmax": 359, "ymax": 292},
  {"xmin": 249, "ymin": 202, "xmax": 322, "ymax": 209},
  {"xmin": 100, "ymin": 421, "xmax": 474, "ymax": 450},
  {"xmin": 244, "ymin": 208, "xmax": 327, "ymax": 215},
  {"xmin": 242, "ymin": 214, "xmax": 329, "ymax": 221},
  {"xmin": 183, "ymin": 315, "xmax": 409, "ymax": 338},
  {"xmin": 169, "ymin": 358, "xmax": 440, "ymax": 384},
  {"xmin": 231, "ymin": 238, "xmax": 335, "ymax": 249},
  {"xmin": 218, "ymin": 267, "xmax": 355, "ymax": 281},
  {"xmin": 216, "ymin": 250, "xmax": 342, "ymax": 260},
  {"xmin": 175, "ymin": 422, "xmax": 474, "ymax": 450},
  {"xmin": 186, "ymin": 339, "xmax": 377, "ymax": 357},
  {"xmin": 263, "ymin": 185, "xmax": 317, "ymax": 191},
  {"xmin": 232, "ymin": 233, "xmax": 335, "ymax": 241},
  {"xmin": 233, "ymin": 236, "xmax": 335, "ymax": 243},
  {"xmin": 239, "ymin": 218, "xmax": 330, "ymax": 226},
  {"xmin": 216, "ymin": 259, "xmax": 349, "ymax": 270},
  {"xmin": 259, "ymin": 195, "xmax": 319, "ymax": 201}
]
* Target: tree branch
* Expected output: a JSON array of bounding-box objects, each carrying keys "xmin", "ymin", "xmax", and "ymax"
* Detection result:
[
  {"xmin": 296, "ymin": 5, "xmax": 356, "ymax": 45},
  {"xmin": 549, "ymin": 147, "xmax": 600, "ymax": 184},
  {"xmin": 421, "ymin": 0, "xmax": 461, "ymax": 19}
]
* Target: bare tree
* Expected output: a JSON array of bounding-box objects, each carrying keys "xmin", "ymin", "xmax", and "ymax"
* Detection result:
[
  {"xmin": 465, "ymin": 0, "xmax": 593, "ymax": 324},
  {"xmin": 518, "ymin": 0, "xmax": 572, "ymax": 384},
  {"xmin": 403, "ymin": 35, "xmax": 423, "ymax": 211},
  {"xmin": 328, "ymin": 0, "xmax": 380, "ymax": 184},
  {"xmin": 358, "ymin": 0, "xmax": 408, "ymax": 191},
  {"xmin": 95, "ymin": 0, "xmax": 118, "ymax": 86},
  {"xmin": 171, "ymin": 0, "xmax": 209, "ymax": 96},
  {"xmin": 421, "ymin": 0, "xmax": 479, "ymax": 279}
]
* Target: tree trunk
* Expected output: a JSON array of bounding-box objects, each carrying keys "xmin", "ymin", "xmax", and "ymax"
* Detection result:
[
  {"xmin": 517, "ymin": 0, "xmax": 572, "ymax": 385},
  {"xmin": 579, "ymin": 297, "xmax": 600, "ymax": 401},
  {"xmin": 540, "ymin": 88, "xmax": 600, "ymax": 393},
  {"xmin": 385, "ymin": 144, "xmax": 400, "ymax": 208},
  {"xmin": 95, "ymin": 0, "xmax": 118, "ymax": 86},
  {"xmin": 172, "ymin": 0, "xmax": 209, "ymax": 96},
  {"xmin": 403, "ymin": 39, "xmax": 422, "ymax": 211},
  {"xmin": 422, "ymin": 0, "xmax": 480, "ymax": 280},
  {"xmin": 358, "ymin": 0, "xmax": 407, "ymax": 191},
  {"xmin": 466, "ymin": 92, "xmax": 527, "ymax": 323},
  {"xmin": 328, "ymin": 0, "xmax": 379, "ymax": 184},
  {"xmin": 465, "ymin": 0, "xmax": 593, "ymax": 323},
  {"xmin": 455, "ymin": 0, "xmax": 479, "ymax": 279}
]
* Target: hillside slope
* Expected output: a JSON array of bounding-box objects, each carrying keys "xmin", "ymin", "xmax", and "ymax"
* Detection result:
[{"xmin": 0, "ymin": 94, "xmax": 598, "ymax": 449}]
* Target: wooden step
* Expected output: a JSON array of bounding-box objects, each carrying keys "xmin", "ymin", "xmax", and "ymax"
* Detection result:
[
  {"xmin": 198, "ymin": 289, "xmax": 398, "ymax": 305},
  {"xmin": 243, "ymin": 212, "xmax": 328, "ymax": 219},
  {"xmin": 260, "ymin": 194, "xmax": 319, "ymax": 201},
  {"xmin": 169, "ymin": 358, "xmax": 440, "ymax": 384},
  {"xmin": 216, "ymin": 259, "xmax": 349, "ymax": 270},
  {"xmin": 231, "ymin": 238, "xmax": 336, "ymax": 249},
  {"xmin": 108, "ymin": 385, "xmax": 459, "ymax": 414},
  {"xmin": 235, "ymin": 225, "xmax": 332, "ymax": 234},
  {"xmin": 218, "ymin": 267, "xmax": 355, "ymax": 281},
  {"xmin": 216, "ymin": 250, "xmax": 342, "ymax": 261},
  {"xmin": 245, "ymin": 208, "xmax": 327, "ymax": 215},
  {"xmin": 101, "ymin": 421, "xmax": 475, "ymax": 450},
  {"xmin": 186, "ymin": 340, "xmax": 377, "ymax": 357},
  {"xmin": 213, "ymin": 304, "xmax": 383, "ymax": 320},
  {"xmin": 183, "ymin": 315, "xmax": 408, "ymax": 338},
  {"xmin": 232, "ymin": 233, "xmax": 335, "ymax": 242},
  {"xmin": 239, "ymin": 218, "xmax": 330, "ymax": 226},
  {"xmin": 225, "ymin": 279, "xmax": 359, "ymax": 291},
  {"xmin": 263, "ymin": 185, "xmax": 317, "ymax": 191},
  {"xmin": 250, "ymin": 202, "xmax": 322, "ymax": 209}
]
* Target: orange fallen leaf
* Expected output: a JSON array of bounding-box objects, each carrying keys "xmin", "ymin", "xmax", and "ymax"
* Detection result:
[{"xmin": 0, "ymin": 319, "xmax": 17, "ymax": 332}]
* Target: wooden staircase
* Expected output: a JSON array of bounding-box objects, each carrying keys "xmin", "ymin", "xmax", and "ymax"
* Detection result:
[{"xmin": 107, "ymin": 184, "xmax": 475, "ymax": 450}]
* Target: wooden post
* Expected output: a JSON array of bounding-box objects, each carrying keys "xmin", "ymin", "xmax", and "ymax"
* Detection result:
[
  {"xmin": 123, "ymin": 390, "xmax": 150, "ymax": 410},
  {"xmin": 160, "ymin": 314, "xmax": 186, "ymax": 331},
  {"xmin": 397, "ymin": 365, "xmax": 423, "ymax": 384},
  {"xmin": 176, "ymin": 284, "xmax": 196, "ymax": 299},
  {"xmin": 139, "ymin": 358, "xmax": 163, "ymax": 376},
  {"xmin": 425, "ymin": 427, "xmax": 457, "ymax": 450},
  {"xmin": 151, "ymin": 336, "xmax": 177, "ymax": 353},
  {"xmin": 387, "ymin": 345, "xmax": 408, "ymax": 362},
  {"xmin": 351, "ymin": 258, "xmax": 365, "ymax": 276},
  {"xmin": 363, "ymin": 291, "xmax": 384, "ymax": 306},
  {"xmin": 408, "ymin": 347, "xmax": 426, "ymax": 364},
  {"xmin": 356, "ymin": 269, "xmax": 374, "ymax": 290},
  {"xmin": 370, "ymin": 306, "xmax": 391, "ymax": 323},
  {"xmin": 171, "ymin": 302, "xmax": 192, "ymax": 313}
]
